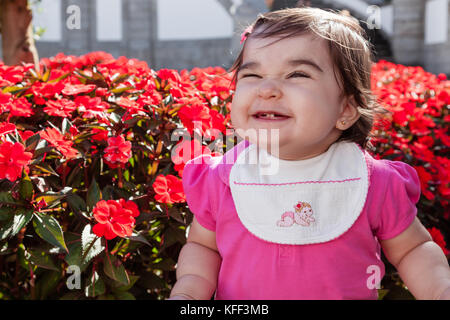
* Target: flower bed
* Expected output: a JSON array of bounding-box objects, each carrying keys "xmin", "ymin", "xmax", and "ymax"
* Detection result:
[
  {"xmin": 0, "ymin": 53, "xmax": 448, "ymax": 300},
  {"xmin": 369, "ymin": 60, "xmax": 450, "ymax": 298}
]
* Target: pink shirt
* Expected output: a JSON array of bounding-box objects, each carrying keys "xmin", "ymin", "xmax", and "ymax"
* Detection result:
[{"xmin": 182, "ymin": 140, "xmax": 420, "ymax": 300}]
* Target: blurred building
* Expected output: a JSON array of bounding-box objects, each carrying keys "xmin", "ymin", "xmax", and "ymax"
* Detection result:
[{"xmin": 0, "ymin": 0, "xmax": 448, "ymax": 74}]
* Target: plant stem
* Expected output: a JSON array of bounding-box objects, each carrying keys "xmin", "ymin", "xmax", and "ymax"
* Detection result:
[
  {"xmin": 155, "ymin": 139, "xmax": 163, "ymax": 155},
  {"xmin": 118, "ymin": 166, "xmax": 123, "ymax": 189},
  {"xmin": 62, "ymin": 162, "xmax": 67, "ymax": 186},
  {"xmin": 84, "ymin": 165, "xmax": 89, "ymax": 189}
]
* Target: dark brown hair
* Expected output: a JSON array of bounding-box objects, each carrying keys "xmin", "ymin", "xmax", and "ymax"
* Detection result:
[{"xmin": 230, "ymin": 7, "xmax": 384, "ymax": 149}]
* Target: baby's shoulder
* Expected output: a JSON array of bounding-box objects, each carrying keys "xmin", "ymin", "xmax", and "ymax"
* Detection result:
[
  {"xmin": 364, "ymin": 151, "xmax": 420, "ymax": 198},
  {"xmin": 183, "ymin": 139, "xmax": 250, "ymax": 188},
  {"xmin": 365, "ymin": 152, "xmax": 418, "ymax": 179}
]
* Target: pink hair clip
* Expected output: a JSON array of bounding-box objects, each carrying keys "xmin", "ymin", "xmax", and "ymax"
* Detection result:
[{"xmin": 240, "ymin": 25, "xmax": 254, "ymax": 44}]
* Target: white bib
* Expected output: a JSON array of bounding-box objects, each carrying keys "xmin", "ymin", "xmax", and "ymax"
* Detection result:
[{"xmin": 229, "ymin": 142, "xmax": 369, "ymax": 245}]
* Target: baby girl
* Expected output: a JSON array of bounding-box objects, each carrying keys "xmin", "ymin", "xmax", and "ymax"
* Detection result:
[{"xmin": 169, "ymin": 8, "xmax": 450, "ymax": 300}]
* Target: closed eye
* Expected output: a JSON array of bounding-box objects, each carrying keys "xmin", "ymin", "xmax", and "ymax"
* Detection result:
[
  {"xmin": 239, "ymin": 73, "xmax": 261, "ymax": 79},
  {"xmin": 288, "ymin": 71, "xmax": 310, "ymax": 79}
]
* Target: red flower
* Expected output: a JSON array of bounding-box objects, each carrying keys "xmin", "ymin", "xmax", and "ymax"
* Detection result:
[
  {"xmin": 7, "ymin": 97, "xmax": 34, "ymax": 118},
  {"xmin": 0, "ymin": 64, "xmax": 26, "ymax": 86},
  {"xmin": 103, "ymin": 135, "xmax": 132, "ymax": 169},
  {"xmin": 178, "ymin": 103, "xmax": 212, "ymax": 136},
  {"xmin": 28, "ymin": 81, "xmax": 65, "ymax": 103},
  {"xmin": 0, "ymin": 141, "xmax": 33, "ymax": 182},
  {"xmin": 437, "ymin": 73, "xmax": 447, "ymax": 82},
  {"xmin": 44, "ymin": 98, "xmax": 77, "ymax": 117},
  {"xmin": 74, "ymin": 96, "xmax": 109, "ymax": 119},
  {"xmin": 62, "ymin": 83, "xmax": 96, "ymax": 95},
  {"xmin": 117, "ymin": 97, "xmax": 146, "ymax": 115},
  {"xmin": 136, "ymin": 91, "xmax": 161, "ymax": 107},
  {"xmin": 39, "ymin": 127, "xmax": 79, "ymax": 159},
  {"xmin": 427, "ymin": 227, "xmax": 449, "ymax": 255},
  {"xmin": 0, "ymin": 122, "xmax": 16, "ymax": 136},
  {"xmin": 92, "ymin": 199, "xmax": 140, "ymax": 240},
  {"xmin": 414, "ymin": 166, "xmax": 434, "ymax": 201},
  {"xmin": 157, "ymin": 69, "xmax": 181, "ymax": 83},
  {"xmin": 0, "ymin": 92, "xmax": 12, "ymax": 104},
  {"xmin": 19, "ymin": 130, "xmax": 35, "ymax": 142},
  {"xmin": 152, "ymin": 174, "xmax": 185, "ymax": 204},
  {"xmin": 171, "ymin": 138, "xmax": 220, "ymax": 177},
  {"xmin": 91, "ymin": 128, "xmax": 108, "ymax": 142}
]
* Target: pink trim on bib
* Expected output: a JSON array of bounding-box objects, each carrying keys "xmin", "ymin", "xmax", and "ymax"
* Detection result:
[{"xmin": 233, "ymin": 177, "xmax": 361, "ymax": 186}]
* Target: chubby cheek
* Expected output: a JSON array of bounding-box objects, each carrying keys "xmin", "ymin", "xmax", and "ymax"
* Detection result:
[
  {"xmin": 230, "ymin": 87, "xmax": 251, "ymax": 129},
  {"xmin": 230, "ymin": 103, "xmax": 244, "ymax": 130}
]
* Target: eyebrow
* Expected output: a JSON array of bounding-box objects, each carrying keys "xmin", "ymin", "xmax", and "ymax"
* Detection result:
[
  {"xmin": 288, "ymin": 59, "xmax": 324, "ymax": 73},
  {"xmin": 239, "ymin": 59, "xmax": 323, "ymax": 73}
]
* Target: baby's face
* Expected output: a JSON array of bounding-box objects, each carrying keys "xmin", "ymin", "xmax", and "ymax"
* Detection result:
[{"xmin": 231, "ymin": 33, "xmax": 354, "ymax": 160}]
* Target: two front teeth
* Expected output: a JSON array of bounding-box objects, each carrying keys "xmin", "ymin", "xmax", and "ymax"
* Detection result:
[{"xmin": 255, "ymin": 112, "xmax": 287, "ymax": 119}]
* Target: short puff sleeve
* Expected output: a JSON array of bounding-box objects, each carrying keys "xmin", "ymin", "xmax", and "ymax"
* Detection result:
[
  {"xmin": 182, "ymin": 154, "xmax": 222, "ymax": 232},
  {"xmin": 372, "ymin": 160, "xmax": 421, "ymax": 240}
]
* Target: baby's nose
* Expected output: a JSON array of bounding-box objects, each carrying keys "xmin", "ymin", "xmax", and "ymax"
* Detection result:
[{"xmin": 257, "ymin": 81, "xmax": 282, "ymax": 99}]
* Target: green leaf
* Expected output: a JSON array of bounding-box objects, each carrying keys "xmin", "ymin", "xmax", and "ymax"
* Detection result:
[
  {"xmin": 111, "ymin": 275, "xmax": 139, "ymax": 292},
  {"xmin": 41, "ymin": 68, "xmax": 51, "ymax": 82},
  {"xmin": 24, "ymin": 133, "xmax": 41, "ymax": 152},
  {"xmin": 81, "ymin": 224, "xmax": 104, "ymax": 265},
  {"xmin": 17, "ymin": 243, "xmax": 31, "ymax": 270},
  {"xmin": 111, "ymin": 73, "xmax": 130, "ymax": 84},
  {"xmin": 103, "ymin": 251, "xmax": 130, "ymax": 286},
  {"xmin": 11, "ymin": 208, "xmax": 34, "ymax": 236},
  {"xmin": 34, "ymin": 187, "xmax": 72, "ymax": 208},
  {"xmin": 0, "ymin": 208, "xmax": 33, "ymax": 240},
  {"xmin": 168, "ymin": 207, "xmax": 185, "ymax": 224},
  {"xmin": 66, "ymin": 193, "xmax": 88, "ymax": 217},
  {"xmin": 0, "ymin": 192, "xmax": 16, "ymax": 206},
  {"xmin": 36, "ymin": 270, "xmax": 62, "ymax": 299},
  {"xmin": 19, "ymin": 172, "xmax": 34, "ymax": 201},
  {"xmin": 64, "ymin": 231, "xmax": 96, "ymax": 272},
  {"xmin": 2, "ymin": 86, "xmax": 28, "ymax": 95},
  {"xmin": 101, "ymin": 185, "xmax": 115, "ymax": 201},
  {"xmin": 111, "ymin": 86, "xmax": 134, "ymax": 94},
  {"xmin": 0, "ymin": 216, "xmax": 14, "ymax": 240},
  {"xmin": 32, "ymin": 163, "xmax": 59, "ymax": 176},
  {"xmin": 0, "ymin": 206, "xmax": 15, "ymax": 221},
  {"xmin": 85, "ymin": 271, "xmax": 106, "ymax": 298},
  {"xmin": 66, "ymin": 165, "xmax": 82, "ymax": 186},
  {"xmin": 86, "ymin": 178, "xmax": 101, "ymax": 211},
  {"xmin": 33, "ymin": 212, "xmax": 68, "ymax": 253},
  {"xmin": 48, "ymin": 72, "xmax": 70, "ymax": 84},
  {"xmin": 64, "ymin": 237, "xmax": 83, "ymax": 268},
  {"xmin": 28, "ymin": 248, "xmax": 60, "ymax": 271},
  {"xmin": 32, "ymin": 146, "xmax": 55, "ymax": 159},
  {"xmin": 61, "ymin": 118, "xmax": 73, "ymax": 135},
  {"xmin": 127, "ymin": 231, "xmax": 151, "ymax": 246}
]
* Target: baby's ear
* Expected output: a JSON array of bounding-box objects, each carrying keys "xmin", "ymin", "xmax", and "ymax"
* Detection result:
[{"xmin": 336, "ymin": 95, "xmax": 360, "ymax": 130}]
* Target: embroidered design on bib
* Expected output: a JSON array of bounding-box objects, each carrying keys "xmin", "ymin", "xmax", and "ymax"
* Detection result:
[{"xmin": 277, "ymin": 201, "xmax": 315, "ymax": 227}]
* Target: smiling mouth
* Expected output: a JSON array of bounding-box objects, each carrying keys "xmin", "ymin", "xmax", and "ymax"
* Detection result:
[{"xmin": 252, "ymin": 112, "xmax": 290, "ymax": 121}]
